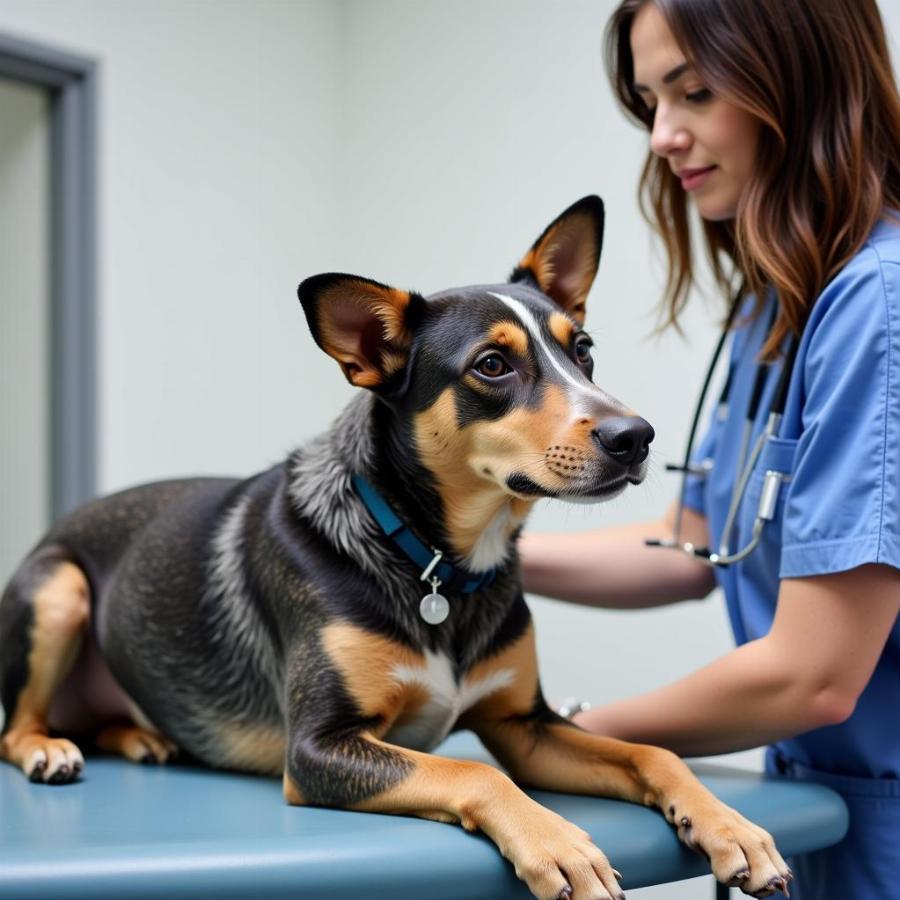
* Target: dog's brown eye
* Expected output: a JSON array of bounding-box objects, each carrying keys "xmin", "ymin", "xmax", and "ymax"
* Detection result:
[
  {"xmin": 475, "ymin": 354, "xmax": 510, "ymax": 378},
  {"xmin": 574, "ymin": 337, "xmax": 593, "ymax": 365}
]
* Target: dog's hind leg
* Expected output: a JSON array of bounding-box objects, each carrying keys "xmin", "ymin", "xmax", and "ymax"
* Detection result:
[
  {"xmin": 96, "ymin": 723, "xmax": 178, "ymax": 765},
  {"xmin": 0, "ymin": 548, "xmax": 89, "ymax": 783}
]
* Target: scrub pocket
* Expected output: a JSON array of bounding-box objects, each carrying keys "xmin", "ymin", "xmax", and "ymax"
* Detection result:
[
  {"xmin": 766, "ymin": 749, "xmax": 900, "ymax": 900},
  {"xmin": 744, "ymin": 437, "xmax": 798, "ymax": 520},
  {"xmin": 735, "ymin": 437, "xmax": 798, "ymax": 591}
]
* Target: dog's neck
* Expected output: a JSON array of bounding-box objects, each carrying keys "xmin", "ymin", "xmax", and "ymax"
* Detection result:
[
  {"xmin": 289, "ymin": 394, "xmax": 532, "ymax": 578},
  {"xmin": 372, "ymin": 399, "xmax": 535, "ymax": 573}
]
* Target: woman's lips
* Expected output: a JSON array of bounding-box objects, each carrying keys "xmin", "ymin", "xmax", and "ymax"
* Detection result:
[{"xmin": 679, "ymin": 165, "xmax": 717, "ymax": 191}]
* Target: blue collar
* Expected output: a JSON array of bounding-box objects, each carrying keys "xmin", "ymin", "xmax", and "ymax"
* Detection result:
[{"xmin": 351, "ymin": 473, "xmax": 498, "ymax": 594}]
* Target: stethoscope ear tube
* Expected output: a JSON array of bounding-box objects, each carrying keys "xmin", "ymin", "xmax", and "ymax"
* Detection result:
[
  {"xmin": 648, "ymin": 295, "xmax": 800, "ymax": 569},
  {"xmin": 668, "ymin": 290, "xmax": 745, "ymax": 537}
]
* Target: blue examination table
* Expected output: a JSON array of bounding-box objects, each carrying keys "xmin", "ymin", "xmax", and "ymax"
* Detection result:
[{"xmin": 0, "ymin": 732, "xmax": 847, "ymax": 899}]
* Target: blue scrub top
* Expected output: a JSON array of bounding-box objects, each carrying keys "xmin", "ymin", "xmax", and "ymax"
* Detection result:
[{"xmin": 684, "ymin": 216, "xmax": 900, "ymax": 783}]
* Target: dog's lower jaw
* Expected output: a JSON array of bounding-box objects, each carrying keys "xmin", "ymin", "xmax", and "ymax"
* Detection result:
[{"xmin": 560, "ymin": 480, "xmax": 630, "ymax": 505}]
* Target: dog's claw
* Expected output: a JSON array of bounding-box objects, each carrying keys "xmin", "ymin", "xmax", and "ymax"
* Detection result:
[
  {"xmin": 727, "ymin": 868, "xmax": 750, "ymax": 886},
  {"xmin": 612, "ymin": 868, "xmax": 623, "ymax": 882},
  {"xmin": 48, "ymin": 764, "xmax": 70, "ymax": 784},
  {"xmin": 752, "ymin": 878, "xmax": 788, "ymax": 899},
  {"xmin": 556, "ymin": 885, "xmax": 572, "ymax": 900},
  {"xmin": 29, "ymin": 760, "xmax": 47, "ymax": 783}
]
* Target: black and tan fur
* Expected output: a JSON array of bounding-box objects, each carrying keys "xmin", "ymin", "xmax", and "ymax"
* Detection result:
[{"xmin": 0, "ymin": 197, "xmax": 791, "ymax": 899}]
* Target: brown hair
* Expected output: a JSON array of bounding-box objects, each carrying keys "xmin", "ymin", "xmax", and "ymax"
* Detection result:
[{"xmin": 606, "ymin": 0, "xmax": 900, "ymax": 356}]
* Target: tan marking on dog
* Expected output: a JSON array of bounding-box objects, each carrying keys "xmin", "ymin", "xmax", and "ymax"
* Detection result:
[
  {"xmin": 217, "ymin": 721, "xmax": 286, "ymax": 775},
  {"xmin": 470, "ymin": 709, "xmax": 789, "ymax": 897},
  {"xmin": 0, "ymin": 561, "xmax": 90, "ymax": 779},
  {"xmin": 348, "ymin": 739, "xmax": 503, "ymax": 824},
  {"xmin": 486, "ymin": 321, "xmax": 529, "ymax": 356},
  {"xmin": 454, "ymin": 628, "xmax": 739, "ymax": 818},
  {"xmin": 2, "ymin": 562, "xmax": 89, "ymax": 744},
  {"xmin": 333, "ymin": 698, "xmax": 786, "ymax": 898},
  {"xmin": 414, "ymin": 386, "xmax": 592, "ymax": 558},
  {"xmin": 516, "ymin": 213, "xmax": 599, "ymax": 324},
  {"xmin": 96, "ymin": 724, "xmax": 179, "ymax": 765},
  {"xmin": 548, "ymin": 312, "xmax": 575, "ymax": 348},
  {"xmin": 345, "ymin": 735, "xmax": 628, "ymax": 899},
  {"xmin": 322, "ymin": 623, "xmax": 431, "ymax": 733},
  {"xmin": 283, "ymin": 771, "xmax": 305, "ymax": 805},
  {"xmin": 458, "ymin": 622, "xmax": 540, "ymax": 726},
  {"xmin": 381, "ymin": 349, "xmax": 407, "ymax": 377},
  {"xmin": 318, "ymin": 280, "xmax": 411, "ymax": 345},
  {"xmin": 316, "ymin": 280, "xmax": 412, "ymax": 387}
]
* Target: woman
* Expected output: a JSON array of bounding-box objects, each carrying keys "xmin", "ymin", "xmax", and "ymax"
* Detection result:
[{"xmin": 520, "ymin": 1, "xmax": 900, "ymax": 896}]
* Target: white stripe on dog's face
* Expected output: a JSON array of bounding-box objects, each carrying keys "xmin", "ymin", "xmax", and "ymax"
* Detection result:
[{"xmin": 488, "ymin": 292, "xmax": 604, "ymax": 415}]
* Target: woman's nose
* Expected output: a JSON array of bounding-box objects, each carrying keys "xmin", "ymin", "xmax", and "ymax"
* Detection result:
[{"xmin": 649, "ymin": 106, "xmax": 690, "ymax": 158}]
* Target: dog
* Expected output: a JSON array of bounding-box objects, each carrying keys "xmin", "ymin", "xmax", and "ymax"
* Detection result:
[{"xmin": 0, "ymin": 196, "xmax": 791, "ymax": 899}]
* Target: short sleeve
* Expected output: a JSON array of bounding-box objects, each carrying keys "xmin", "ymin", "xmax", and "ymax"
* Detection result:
[{"xmin": 779, "ymin": 250, "xmax": 900, "ymax": 578}]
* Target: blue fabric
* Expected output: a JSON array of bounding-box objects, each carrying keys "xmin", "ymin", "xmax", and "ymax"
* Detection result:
[
  {"xmin": 766, "ymin": 749, "xmax": 900, "ymax": 900},
  {"xmin": 683, "ymin": 216, "xmax": 900, "ymax": 897}
]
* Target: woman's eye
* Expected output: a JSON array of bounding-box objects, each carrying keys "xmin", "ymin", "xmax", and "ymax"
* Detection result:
[
  {"xmin": 686, "ymin": 88, "xmax": 713, "ymax": 103},
  {"xmin": 574, "ymin": 338, "xmax": 593, "ymax": 365},
  {"xmin": 475, "ymin": 354, "xmax": 510, "ymax": 378}
]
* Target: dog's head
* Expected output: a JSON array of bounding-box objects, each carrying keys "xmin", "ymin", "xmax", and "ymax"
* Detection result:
[{"xmin": 299, "ymin": 197, "xmax": 653, "ymax": 565}]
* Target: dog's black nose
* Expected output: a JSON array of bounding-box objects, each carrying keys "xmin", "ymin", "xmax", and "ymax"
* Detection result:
[{"xmin": 592, "ymin": 416, "xmax": 655, "ymax": 466}]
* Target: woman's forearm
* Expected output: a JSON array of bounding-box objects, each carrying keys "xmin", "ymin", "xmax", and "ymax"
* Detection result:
[
  {"xmin": 574, "ymin": 566, "xmax": 900, "ymax": 756},
  {"xmin": 575, "ymin": 636, "xmax": 841, "ymax": 756},
  {"xmin": 519, "ymin": 506, "xmax": 716, "ymax": 608}
]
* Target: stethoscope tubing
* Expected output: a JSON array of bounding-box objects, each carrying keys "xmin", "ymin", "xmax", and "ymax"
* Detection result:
[{"xmin": 649, "ymin": 293, "xmax": 800, "ymax": 568}]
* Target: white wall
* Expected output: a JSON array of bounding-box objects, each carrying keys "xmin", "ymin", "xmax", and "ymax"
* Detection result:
[
  {"xmin": 2, "ymin": 2, "xmax": 899, "ymax": 897},
  {"xmin": 0, "ymin": 78, "xmax": 49, "ymax": 582},
  {"xmin": 0, "ymin": 0, "xmax": 345, "ymax": 489}
]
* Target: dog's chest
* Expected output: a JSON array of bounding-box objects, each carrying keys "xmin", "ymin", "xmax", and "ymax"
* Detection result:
[{"xmin": 384, "ymin": 651, "xmax": 515, "ymax": 752}]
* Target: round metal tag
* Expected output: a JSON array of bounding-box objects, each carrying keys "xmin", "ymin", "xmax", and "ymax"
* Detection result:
[{"xmin": 419, "ymin": 591, "xmax": 450, "ymax": 625}]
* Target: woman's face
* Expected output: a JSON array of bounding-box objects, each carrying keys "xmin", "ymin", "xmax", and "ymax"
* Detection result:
[{"xmin": 630, "ymin": 2, "xmax": 759, "ymax": 221}]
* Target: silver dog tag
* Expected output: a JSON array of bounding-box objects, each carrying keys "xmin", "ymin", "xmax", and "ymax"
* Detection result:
[{"xmin": 420, "ymin": 577, "xmax": 449, "ymax": 625}]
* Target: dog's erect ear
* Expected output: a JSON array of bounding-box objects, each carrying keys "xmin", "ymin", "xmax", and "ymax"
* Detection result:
[
  {"xmin": 298, "ymin": 273, "xmax": 422, "ymax": 390},
  {"xmin": 509, "ymin": 195, "xmax": 605, "ymax": 325}
]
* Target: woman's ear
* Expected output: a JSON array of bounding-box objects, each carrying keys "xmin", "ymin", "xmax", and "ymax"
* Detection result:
[
  {"xmin": 509, "ymin": 195, "xmax": 605, "ymax": 324},
  {"xmin": 298, "ymin": 273, "xmax": 422, "ymax": 390}
]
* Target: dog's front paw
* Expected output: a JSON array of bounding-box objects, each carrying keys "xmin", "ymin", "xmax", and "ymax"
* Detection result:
[
  {"xmin": 491, "ymin": 798, "xmax": 625, "ymax": 900},
  {"xmin": 2, "ymin": 733, "xmax": 84, "ymax": 784},
  {"xmin": 667, "ymin": 797, "xmax": 792, "ymax": 897}
]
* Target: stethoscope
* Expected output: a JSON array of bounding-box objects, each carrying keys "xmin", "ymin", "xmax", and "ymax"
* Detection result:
[{"xmin": 646, "ymin": 294, "xmax": 800, "ymax": 567}]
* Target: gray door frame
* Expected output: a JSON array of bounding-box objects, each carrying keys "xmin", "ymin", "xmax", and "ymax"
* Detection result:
[{"xmin": 0, "ymin": 32, "xmax": 97, "ymax": 516}]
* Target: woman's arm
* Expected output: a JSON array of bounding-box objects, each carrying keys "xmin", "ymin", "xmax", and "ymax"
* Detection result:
[
  {"xmin": 519, "ymin": 502, "xmax": 717, "ymax": 608},
  {"xmin": 575, "ymin": 563, "xmax": 900, "ymax": 755}
]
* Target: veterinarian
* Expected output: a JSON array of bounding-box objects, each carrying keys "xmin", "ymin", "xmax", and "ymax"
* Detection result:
[{"xmin": 519, "ymin": 1, "xmax": 900, "ymax": 897}]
